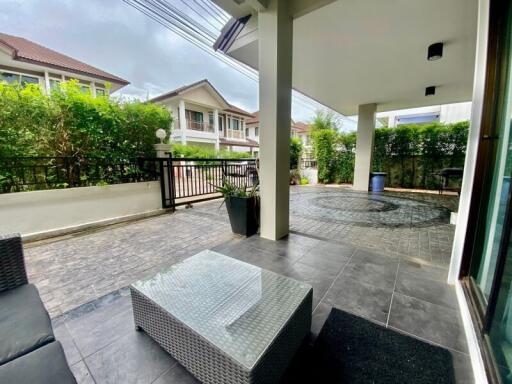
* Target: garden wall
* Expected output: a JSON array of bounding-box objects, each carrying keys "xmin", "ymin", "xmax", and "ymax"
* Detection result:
[{"xmin": 0, "ymin": 181, "xmax": 162, "ymax": 239}]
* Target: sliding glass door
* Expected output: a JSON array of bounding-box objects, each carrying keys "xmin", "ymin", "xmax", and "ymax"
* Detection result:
[{"xmin": 463, "ymin": 2, "xmax": 512, "ymax": 380}]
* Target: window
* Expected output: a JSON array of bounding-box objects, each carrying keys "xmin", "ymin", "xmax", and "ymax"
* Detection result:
[
  {"xmin": 1, "ymin": 71, "xmax": 18, "ymax": 83},
  {"xmin": 1, "ymin": 71, "xmax": 40, "ymax": 86},
  {"xmin": 230, "ymin": 118, "xmax": 240, "ymax": 130},
  {"xmin": 49, "ymin": 79, "xmax": 61, "ymax": 90},
  {"xmin": 20, "ymin": 75, "xmax": 39, "ymax": 86},
  {"xmin": 218, "ymin": 116, "xmax": 223, "ymax": 131},
  {"xmin": 209, "ymin": 112, "xmax": 214, "ymax": 126},
  {"xmin": 255, "ymin": 127, "xmax": 259, "ymax": 137},
  {"xmin": 96, "ymin": 88, "xmax": 106, "ymax": 96},
  {"xmin": 395, "ymin": 113, "xmax": 440, "ymax": 125},
  {"xmin": 186, "ymin": 110, "xmax": 203, "ymax": 123},
  {"xmin": 79, "ymin": 84, "xmax": 90, "ymax": 93},
  {"xmin": 245, "ymin": 127, "xmax": 249, "ymax": 137}
]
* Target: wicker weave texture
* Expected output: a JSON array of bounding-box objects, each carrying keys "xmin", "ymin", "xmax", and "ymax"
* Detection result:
[
  {"xmin": 0, "ymin": 233, "xmax": 28, "ymax": 292},
  {"xmin": 131, "ymin": 287, "xmax": 311, "ymax": 384}
]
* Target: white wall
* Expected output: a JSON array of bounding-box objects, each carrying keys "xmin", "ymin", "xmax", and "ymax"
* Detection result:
[{"xmin": 0, "ymin": 182, "xmax": 162, "ymax": 238}]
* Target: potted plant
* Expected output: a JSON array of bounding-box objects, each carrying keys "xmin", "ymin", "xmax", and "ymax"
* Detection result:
[{"xmin": 217, "ymin": 178, "xmax": 259, "ymax": 236}]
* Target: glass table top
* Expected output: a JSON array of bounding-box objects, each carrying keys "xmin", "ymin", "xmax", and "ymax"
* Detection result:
[{"xmin": 131, "ymin": 250, "xmax": 312, "ymax": 369}]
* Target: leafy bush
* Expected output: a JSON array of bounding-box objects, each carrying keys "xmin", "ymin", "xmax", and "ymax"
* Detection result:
[
  {"xmin": 290, "ymin": 137, "xmax": 302, "ymax": 169},
  {"xmin": 0, "ymin": 81, "xmax": 172, "ymax": 159},
  {"xmin": 171, "ymin": 143, "xmax": 250, "ymax": 159},
  {"xmin": 312, "ymin": 129, "xmax": 336, "ymax": 183},
  {"xmin": 300, "ymin": 177, "xmax": 309, "ymax": 185},
  {"xmin": 309, "ymin": 108, "xmax": 469, "ymax": 189}
]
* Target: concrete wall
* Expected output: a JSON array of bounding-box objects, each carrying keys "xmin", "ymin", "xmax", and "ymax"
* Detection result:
[{"xmin": 0, "ymin": 182, "xmax": 162, "ymax": 238}]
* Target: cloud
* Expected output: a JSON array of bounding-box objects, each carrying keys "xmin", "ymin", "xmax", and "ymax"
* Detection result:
[{"xmin": 0, "ymin": 0, "xmax": 338, "ymax": 123}]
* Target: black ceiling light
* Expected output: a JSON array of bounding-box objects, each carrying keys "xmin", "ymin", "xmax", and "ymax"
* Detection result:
[
  {"xmin": 428, "ymin": 42, "xmax": 443, "ymax": 61},
  {"xmin": 425, "ymin": 86, "xmax": 436, "ymax": 96}
]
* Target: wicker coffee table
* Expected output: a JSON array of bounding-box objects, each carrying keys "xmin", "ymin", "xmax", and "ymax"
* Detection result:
[{"xmin": 130, "ymin": 250, "xmax": 312, "ymax": 384}]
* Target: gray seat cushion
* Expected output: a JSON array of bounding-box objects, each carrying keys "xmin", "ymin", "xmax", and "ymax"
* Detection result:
[
  {"xmin": 0, "ymin": 284, "xmax": 54, "ymax": 365},
  {"xmin": 0, "ymin": 341, "xmax": 76, "ymax": 384}
]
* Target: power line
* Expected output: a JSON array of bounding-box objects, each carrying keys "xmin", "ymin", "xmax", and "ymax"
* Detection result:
[{"xmin": 123, "ymin": 0, "xmax": 346, "ymax": 120}]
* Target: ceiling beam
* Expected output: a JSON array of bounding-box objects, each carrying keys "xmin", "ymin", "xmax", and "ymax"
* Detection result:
[{"xmin": 245, "ymin": 0, "xmax": 268, "ymax": 12}]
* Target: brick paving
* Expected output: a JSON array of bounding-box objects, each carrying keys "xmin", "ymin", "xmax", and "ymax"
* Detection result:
[
  {"xmin": 290, "ymin": 186, "xmax": 458, "ymax": 266},
  {"xmin": 25, "ymin": 185, "xmax": 458, "ymax": 318}
]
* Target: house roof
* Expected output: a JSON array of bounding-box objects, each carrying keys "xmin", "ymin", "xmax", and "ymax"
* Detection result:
[
  {"xmin": 246, "ymin": 110, "xmax": 309, "ymax": 132},
  {"xmin": 246, "ymin": 111, "xmax": 259, "ymax": 124},
  {"xmin": 220, "ymin": 137, "xmax": 259, "ymax": 148},
  {"xmin": 0, "ymin": 32, "xmax": 129, "ymax": 85},
  {"xmin": 292, "ymin": 121, "xmax": 311, "ymax": 132},
  {"xmin": 225, "ymin": 104, "xmax": 254, "ymax": 118},
  {"xmin": 150, "ymin": 79, "xmax": 254, "ymax": 117}
]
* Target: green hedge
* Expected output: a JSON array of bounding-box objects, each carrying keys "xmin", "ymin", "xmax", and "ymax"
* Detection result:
[
  {"xmin": 0, "ymin": 81, "xmax": 172, "ymax": 159},
  {"xmin": 312, "ymin": 121, "xmax": 469, "ymax": 189},
  {"xmin": 171, "ymin": 143, "xmax": 250, "ymax": 159}
]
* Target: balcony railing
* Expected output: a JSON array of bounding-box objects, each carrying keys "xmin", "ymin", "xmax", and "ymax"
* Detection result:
[
  {"xmin": 227, "ymin": 130, "xmax": 243, "ymax": 139},
  {"xmin": 187, "ymin": 119, "xmax": 214, "ymax": 133}
]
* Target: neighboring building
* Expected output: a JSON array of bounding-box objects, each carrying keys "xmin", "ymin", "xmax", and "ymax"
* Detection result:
[
  {"xmin": 0, "ymin": 32, "xmax": 129, "ymax": 95},
  {"xmin": 150, "ymin": 79, "xmax": 258, "ymax": 155},
  {"xmin": 246, "ymin": 111, "xmax": 312, "ymax": 159},
  {"xmin": 376, "ymin": 102, "xmax": 472, "ymax": 127}
]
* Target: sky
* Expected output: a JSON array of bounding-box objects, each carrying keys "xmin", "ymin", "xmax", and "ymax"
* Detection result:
[{"xmin": 0, "ymin": 0, "xmax": 357, "ymax": 126}]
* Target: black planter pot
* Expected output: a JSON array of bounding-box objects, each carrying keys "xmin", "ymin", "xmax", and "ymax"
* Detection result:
[{"xmin": 225, "ymin": 196, "xmax": 259, "ymax": 236}]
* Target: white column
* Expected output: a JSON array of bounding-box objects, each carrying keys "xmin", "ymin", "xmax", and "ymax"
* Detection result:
[
  {"xmin": 178, "ymin": 99, "xmax": 187, "ymax": 145},
  {"xmin": 43, "ymin": 71, "xmax": 51, "ymax": 94},
  {"xmin": 90, "ymin": 82, "xmax": 96, "ymax": 97},
  {"xmin": 214, "ymin": 109, "xmax": 220, "ymax": 151},
  {"xmin": 353, "ymin": 103, "xmax": 377, "ymax": 191},
  {"xmin": 258, "ymin": 0, "xmax": 293, "ymax": 240}
]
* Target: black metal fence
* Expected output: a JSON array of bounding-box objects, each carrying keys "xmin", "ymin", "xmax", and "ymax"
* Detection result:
[
  {"xmin": 0, "ymin": 157, "xmax": 160, "ymax": 194},
  {"xmin": 0, "ymin": 156, "xmax": 258, "ymax": 208},
  {"xmin": 170, "ymin": 158, "xmax": 258, "ymax": 206}
]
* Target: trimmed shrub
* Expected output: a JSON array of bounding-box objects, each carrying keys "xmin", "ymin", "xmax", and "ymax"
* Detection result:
[{"xmin": 0, "ymin": 81, "xmax": 172, "ymax": 159}]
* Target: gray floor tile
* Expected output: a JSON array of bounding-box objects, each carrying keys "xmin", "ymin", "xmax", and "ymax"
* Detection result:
[
  {"xmin": 395, "ymin": 270, "xmax": 457, "ymax": 309},
  {"xmin": 388, "ymin": 293, "xmax": 468, "ymax": 353},
  {"xmin": 285, "ymin": 262, "xmax": 339, "ymax": 302},
  {"xmin": 398, "ymin": 259, "xmax": 449, "ymax": 282},
  {"xmin": 65, "ymin": 297, "xmax": 134, "ymax": 358},
  {"xmin": 296, "ymin": 251, "xmax": 350, "ymax": 273},
  {"xmin": 85, "ymin": 331, "xmax": 175, "ymax": 384},
  {"xmin": 54, "ymin": 322, "xmax": 82, "ymax": 365},
  {"xmin": 311, "ymin": 302, "xmax": 332, "ymax": 341},
  {"xmin": 70, "ymin": 360, "xmax": 95, "ymax": 384},
  {"xmin": 323, "ymin": 275, "xmax": 393, "ymax": 324},
  {"xmin": 153, "ymin": 364, "xmax": 200, "ymax": 384},
  {"xmin": 341, "ymin": 259, "xmax": 398, "ymax": 291}
]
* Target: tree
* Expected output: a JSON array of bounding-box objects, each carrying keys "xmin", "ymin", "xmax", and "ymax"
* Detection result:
[{"xmin": 290, "ymin": 137, "xmax": 303, "ymax": 169}]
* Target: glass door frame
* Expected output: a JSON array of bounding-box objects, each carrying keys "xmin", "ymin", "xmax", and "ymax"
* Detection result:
[{"xmin": 459, "ymin": 0, "xmax": 512, "ymax": 381}]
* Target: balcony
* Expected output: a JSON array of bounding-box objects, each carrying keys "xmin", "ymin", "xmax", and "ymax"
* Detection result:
[
  {"xmin": 226, "ymin": 129, "xmax": 243, "ymax": 139},
  {"xmin": 186, "ymin": 119, "xmax": 214, "ymax": 133}
]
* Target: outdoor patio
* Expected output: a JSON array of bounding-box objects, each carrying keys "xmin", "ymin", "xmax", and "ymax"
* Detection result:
[{"xmin": 24, "ymin": 186, "xmax": 470, "ymax": 383}]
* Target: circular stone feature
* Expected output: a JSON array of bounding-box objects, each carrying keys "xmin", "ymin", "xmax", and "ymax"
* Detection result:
[{"xmin": 291, "ymin": 191, "xmax": 450, "ymax": 228}]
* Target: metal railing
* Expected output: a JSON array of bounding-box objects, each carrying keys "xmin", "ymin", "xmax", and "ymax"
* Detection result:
[
  {"xmin": 301, "ymin": 159, "xmax": 317, "ymax": 169},
  {"xmin": 227, "ymin": 130, "xmax": 243, "ymax": 139},
  {"xmin": 186, "ymin": 120, "xmax": 214, "ymax": 133},
  {"xmin": 169, "ymin": 158, "xmax": 258, "ymax": 206},
  {"xmin": 0, "ymin": 156, "xmax": 259, "ymax": 209},
  {"xmin": 0, "ymin": 157, "xmax": 159, "ymax": 194}
]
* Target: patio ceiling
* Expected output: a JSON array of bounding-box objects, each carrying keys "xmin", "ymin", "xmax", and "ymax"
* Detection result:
[{"xmin": 214, "ymin": 0, "xmax": 478, "ymax": 115}]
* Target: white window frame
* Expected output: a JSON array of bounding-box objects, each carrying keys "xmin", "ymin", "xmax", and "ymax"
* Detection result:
[{"xmin": 0, "ymin": 69, "xmax": 42, "ymax": 87}]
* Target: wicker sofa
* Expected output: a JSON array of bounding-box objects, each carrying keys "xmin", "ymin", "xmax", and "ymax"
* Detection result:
[{"xmin": 0, "ymin": 233, "xmax": 76, "ymax": 383}]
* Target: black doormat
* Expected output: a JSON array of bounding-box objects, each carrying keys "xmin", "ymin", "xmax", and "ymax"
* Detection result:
[{"xmin": 304, "ymin": 308, "xmax": 456, "ymax": 384}]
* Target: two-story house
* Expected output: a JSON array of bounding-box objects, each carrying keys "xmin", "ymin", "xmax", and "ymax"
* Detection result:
[
  {"xmin": 150, "ymin": 79, "xmax": 258, "ymax": 154},
  {"xmin": 0, "ymin": 32, "xmax": 129, "ymax": 95}
]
